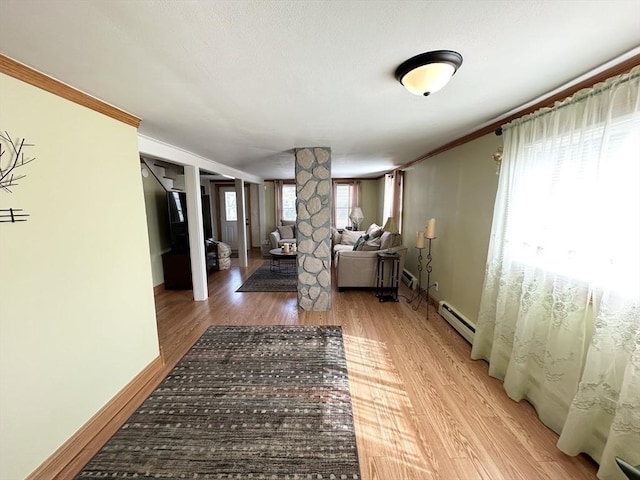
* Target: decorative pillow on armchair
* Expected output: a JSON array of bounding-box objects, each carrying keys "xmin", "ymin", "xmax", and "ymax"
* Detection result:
[{"xmin": 277, "ymin": 225, "xmax": 294, "ymax": 239}]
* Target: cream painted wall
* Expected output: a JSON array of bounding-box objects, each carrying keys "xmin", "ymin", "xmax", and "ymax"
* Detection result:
[
  {"xmin": 359, "ymin": 179, "xmax": 380, "ymax": 228},
  {"xmin": 402, "ymin": 133, "xmax": 501, "ymax": 324},
  {"xmin": 142, "ymin": 169, "xmax": 171, "ymax": 286},
  {"xmin": 0, "ymin": 74, "xmax": 160, "ymax": 479},
  {"xmin": 264, "ymin": 181, "xmax": 275, "ymax": 235},
  {"xmin": 249, "ymin": 183, "xmax": 260, "ymax": 247}
]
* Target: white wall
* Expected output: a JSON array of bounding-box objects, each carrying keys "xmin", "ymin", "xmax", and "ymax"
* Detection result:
[
  {"xmin": 142, "ymin": 168, "xmax": 171, "ymax": 286},
  {"xmin": 0, "ymin": 74, "xmax": 160, "ymax": 479}
]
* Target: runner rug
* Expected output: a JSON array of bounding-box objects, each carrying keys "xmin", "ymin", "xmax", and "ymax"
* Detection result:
[
  {"xmin": 76, "ymin": 325, "xmax": 361, "ymax": 479},
  {"xmin": 236, "ymin": 262, "xmax": 297, "ymax": 292}
]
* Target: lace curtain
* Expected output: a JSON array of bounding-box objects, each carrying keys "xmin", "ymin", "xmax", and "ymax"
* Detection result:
[{"xmin": 471, "ymin": 66, "xmax": 640, "ymax": 480}]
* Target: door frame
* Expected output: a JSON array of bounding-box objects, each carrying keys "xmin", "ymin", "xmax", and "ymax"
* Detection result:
[{"xmin": 214, "ymin": 182, "xmax": 252, "ymax": 249}]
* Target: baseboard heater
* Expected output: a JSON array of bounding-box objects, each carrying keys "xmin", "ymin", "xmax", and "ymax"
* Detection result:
[
  {"xmin": 401, "ymin": 269, "xmax": 418, "ymax": 290},
  {"xmin": 438, "ymin": 301, "xmax": 476, "ymax": 344}
]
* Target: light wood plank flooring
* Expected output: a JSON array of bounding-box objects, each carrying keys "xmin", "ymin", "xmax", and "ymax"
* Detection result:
[{"xmin": 154, "ymin": 250, "xmax": 598, "ymax": 480}]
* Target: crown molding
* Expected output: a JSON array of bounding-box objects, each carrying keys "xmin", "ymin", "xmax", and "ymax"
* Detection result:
[{"xmin": 0, "ymin": 54, "xmax": 141, "ymax": 128}]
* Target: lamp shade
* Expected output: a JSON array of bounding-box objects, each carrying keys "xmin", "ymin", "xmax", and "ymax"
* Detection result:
[
  {"xmin": 349, "ymin": 207, "xmax": 364, "ymax": 227},
  {"xmin": 382, "ymin": 217, "xmax": 399, "ymax": 234},
  {"xmin": 395, "ymin": 50, "xmax": 463, "ymax": 96}
]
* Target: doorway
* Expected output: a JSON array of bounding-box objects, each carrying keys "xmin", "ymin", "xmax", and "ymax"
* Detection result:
[{"xmin": 217, "ymin": 185, "xmax": 250, "ymax": 251}]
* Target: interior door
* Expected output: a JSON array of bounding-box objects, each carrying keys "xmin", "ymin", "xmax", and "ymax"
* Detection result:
[
  {"xmin": 219, "ymin": 186, "xmax": 238, "ymax": 249},
  {"xmin": 218, "ymin": 185, "xmax": 251, "ymax": 250}
]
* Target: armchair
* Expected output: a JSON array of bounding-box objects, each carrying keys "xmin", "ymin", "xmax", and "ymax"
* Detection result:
[{"xmin": 269, "ymin": 220, "xmax": 297, "ymax": 249}]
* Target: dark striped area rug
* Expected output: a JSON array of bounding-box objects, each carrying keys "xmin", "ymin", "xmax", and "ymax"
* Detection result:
[
  {"xmin": 76, "ymin": 326, "xmax": 361, "ymax": 479},
  {"xmin": 236, "ymin": 263, "xmax": 297, "ymax": 292}
]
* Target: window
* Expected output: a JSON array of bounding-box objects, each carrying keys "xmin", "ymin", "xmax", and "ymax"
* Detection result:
[
  {"xmin": 224, "ymin": 191, "xmax": 237, "ymax": 221},
  {"xmin": 281, "ymin": 184, "xmax": 296, "ymax": 221},
  {"xmin": 502, "ymin": 112, "xmax": 639, "ymax": 299},
  {"xmin": 334, "ymin": 184, "xmax": 352, "ymax": 229}
]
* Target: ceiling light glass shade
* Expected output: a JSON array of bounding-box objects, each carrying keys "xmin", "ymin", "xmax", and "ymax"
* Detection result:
[{"xmin": 395, "ymin": 50, "xmax": 463, "ymax": 96}]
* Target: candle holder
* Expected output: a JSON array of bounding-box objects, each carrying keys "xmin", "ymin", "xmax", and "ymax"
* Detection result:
[{"xmin": 407, "ymin": 237, "xmax": 437, "ymax": 319}]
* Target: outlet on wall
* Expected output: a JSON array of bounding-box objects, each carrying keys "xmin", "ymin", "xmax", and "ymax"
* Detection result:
[{"xmin": 434, "ymin": 281, "xmax": 439, "ymax": 291}]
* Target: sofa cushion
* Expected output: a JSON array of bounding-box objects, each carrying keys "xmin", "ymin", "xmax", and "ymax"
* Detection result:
[
  {"xmin": 340, "ymin": 229, "xmax": 364, "ymax": 245},
  {"xmin": 362, "ymin": 240, "xmax": 381, "ymax": 251},
  {"xmin": 277, "ymin": 225, "xmax": 294, "ymax": 240},
  {"xmin": 332, "ymin": 229, "xmax": 342, "ymax": 245},
  {"xmin": 334, "ymin": 244, "xmax": 353, "ymax": 255}
]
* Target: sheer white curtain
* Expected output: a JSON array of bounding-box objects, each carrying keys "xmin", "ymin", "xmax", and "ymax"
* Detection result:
[
  {"xmin": 471, "ymin": 66, "xmax": 640, "ymax": 480},
  {"xmin": 383, "ymin": 170, "xmax": 403, "ymax": 231},
  {"xmin": 351, "ymin": 180, "xmax": 361, "ymax": 213},
  {"xmin": 274, "ymin": 180, "xmax": 283, "ymax": 226}
]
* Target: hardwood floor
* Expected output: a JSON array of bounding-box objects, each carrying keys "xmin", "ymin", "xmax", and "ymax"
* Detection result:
[{"xmin": 154, "ymin": 249, "xmax": 598, "ymax": 480}]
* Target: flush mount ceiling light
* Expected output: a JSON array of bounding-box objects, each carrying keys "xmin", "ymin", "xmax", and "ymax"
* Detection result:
[{"xmin": 395, "ymin": 50, "xmax": 463, "ymax": 96}]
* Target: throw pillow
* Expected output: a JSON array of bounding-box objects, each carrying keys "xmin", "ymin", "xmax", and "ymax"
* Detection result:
[
  {"xmin": 332, "ymin": 230, "xmax": 343, "ymax": 245},
  {"xmin": 368, "ymin": 227, "xmax": 382, "ymax": 240},
  {"xmin": 340, "ymin": 229, "xmax": 364, "ymax": 245},
  {"xmin": 277, "ymin": 225, "xmax": 294, "ymax": 240},
  {"xmin": 380, "ymin": 231, "xmax": 396, "ymax": 250},
  {"xmin": 352, "ymin": 236, "xmax": 366, "ymax": 251},
  {"xmin": 366, "ymin": 223, "xmax": 381, "ymax": 235}
]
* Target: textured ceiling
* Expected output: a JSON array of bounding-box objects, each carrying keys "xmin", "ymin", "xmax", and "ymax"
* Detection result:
[{"xmin": 1, "ymin": 0, "xmax": 639, "ymax": 179}]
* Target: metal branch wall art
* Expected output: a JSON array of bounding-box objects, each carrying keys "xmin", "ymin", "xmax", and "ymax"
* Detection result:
[{"xmin": 0, "ymin": 131, "xmax": 35, "ymax": 223}]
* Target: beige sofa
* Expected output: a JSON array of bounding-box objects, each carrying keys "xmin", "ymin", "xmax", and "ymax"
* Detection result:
[{"xmin": 333, "ymin": 225, "xmax": 407, "ymax": 290}]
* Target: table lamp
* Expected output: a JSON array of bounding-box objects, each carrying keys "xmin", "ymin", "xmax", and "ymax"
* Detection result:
[{"xmin": 349, "ymin": 207, "xmax": 364, "ymax": 231}]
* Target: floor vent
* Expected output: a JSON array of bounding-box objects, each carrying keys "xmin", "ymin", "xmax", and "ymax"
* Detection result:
[
  {"xmin": 401, "ymin": 269, "xmax": 418, "ymax": 290},
  {"xmin": 438, "ymin": 301, "xmax": 476, "ymax": 344}
]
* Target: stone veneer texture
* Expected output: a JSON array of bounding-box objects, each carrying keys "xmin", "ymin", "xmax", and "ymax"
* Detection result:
[{"xmin": 295, "ymin": 147, "xmax": 332, "ymax": 311}]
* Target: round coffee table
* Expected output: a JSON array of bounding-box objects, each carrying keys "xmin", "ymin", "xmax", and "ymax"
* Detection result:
[{"xmin": 269, "ymin": 248, "xmax": 297, "ymax": 275}]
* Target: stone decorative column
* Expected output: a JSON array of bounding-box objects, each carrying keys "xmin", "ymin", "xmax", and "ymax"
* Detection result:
[{"xmin": 295, "ymin": 147, "xmax": 331, "ymax": 311}]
